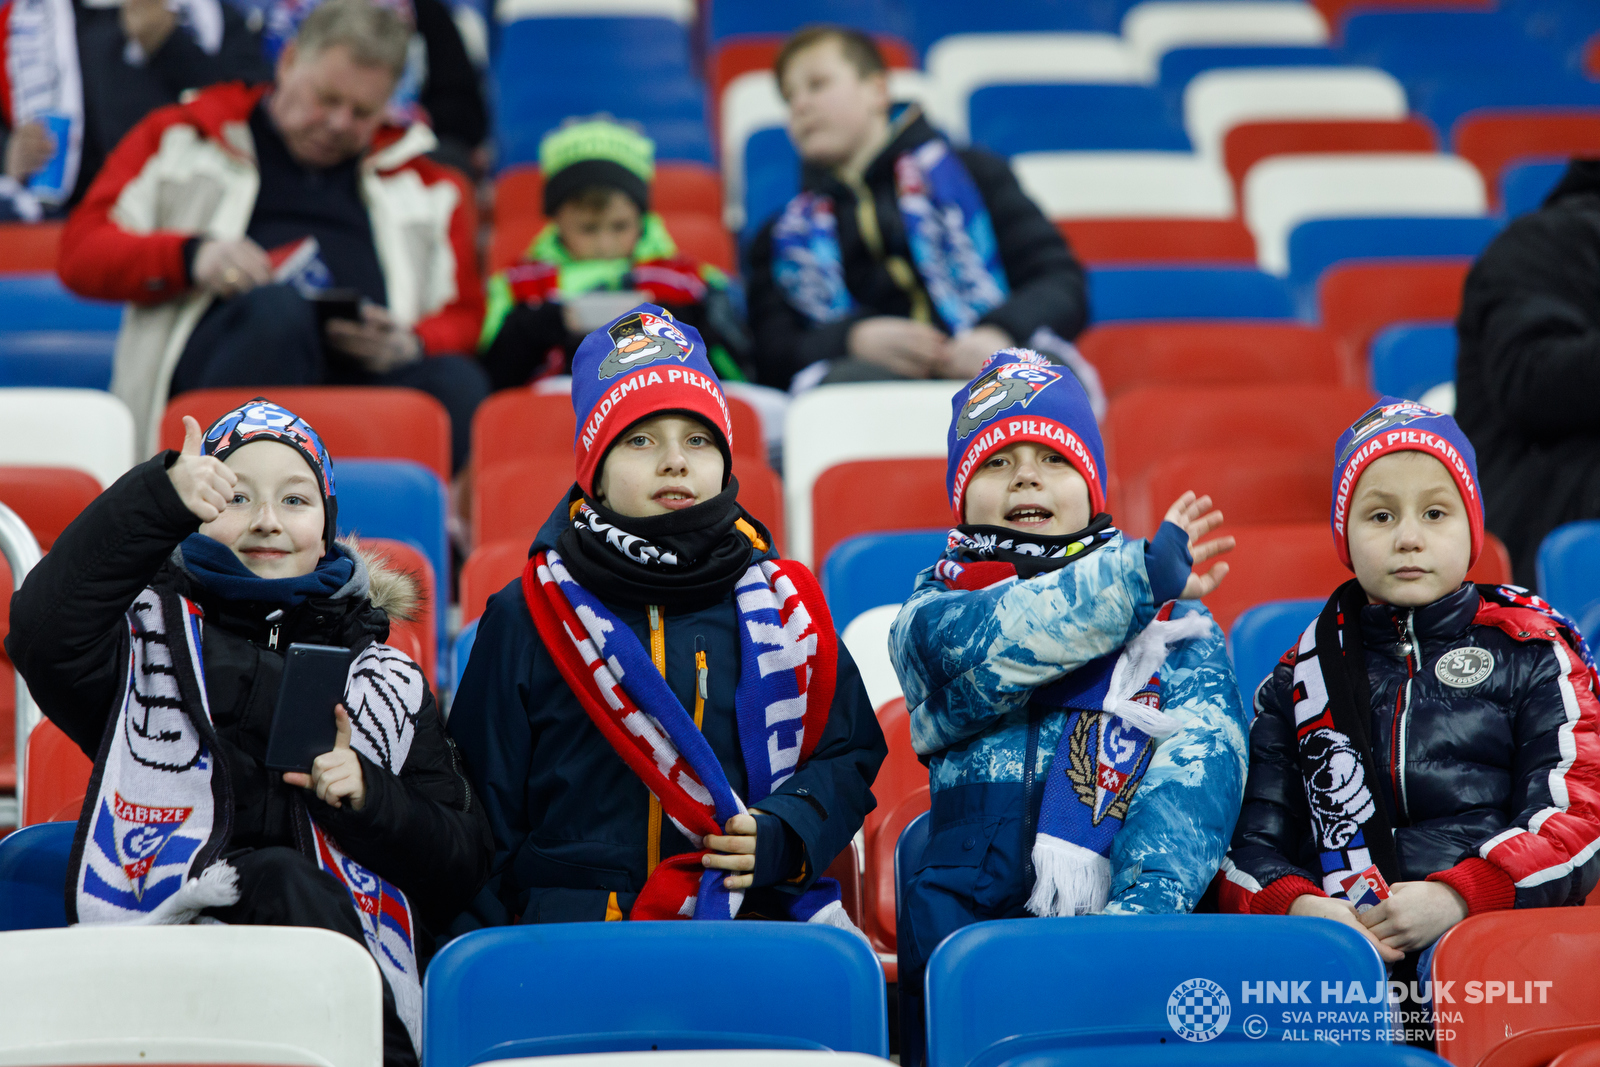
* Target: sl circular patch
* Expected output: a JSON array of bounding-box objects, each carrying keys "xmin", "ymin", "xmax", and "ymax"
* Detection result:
[{"xmin": 1436, "ymin": 646, "xmax": 1495, "ymax": 688}]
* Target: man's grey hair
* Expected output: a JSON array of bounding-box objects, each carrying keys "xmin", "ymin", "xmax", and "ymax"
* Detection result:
[{"xmin": 293, "ymin": 0, "xmax": 411, "ymax": 80}]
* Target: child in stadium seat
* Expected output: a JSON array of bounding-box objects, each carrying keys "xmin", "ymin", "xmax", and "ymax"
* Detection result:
[
  {"xmin": 477, "ymin": 118, "xmax": 749, "ymax": 392},
  {"xmin": 1223, "ymin": 398, "xmax": 1600, "ymax": 971},
  {"xmin": 5, "ymin": 398, "xmax": 491, "ymax": 1067},
  {"xmin": 449, "ymin": 302, "xmax": 886, "ymax": 926},
  {"xmin": 889, "ymin": 348, "xmax": 1249, "ymax": 1050}
]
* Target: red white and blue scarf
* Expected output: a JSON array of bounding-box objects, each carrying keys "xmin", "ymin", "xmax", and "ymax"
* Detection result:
[{"xmin": 521, "ymin": 548, "xmax": 855, "ymax": 925}]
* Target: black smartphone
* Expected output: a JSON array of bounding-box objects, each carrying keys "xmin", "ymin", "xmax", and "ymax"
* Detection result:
[
  {"xmin": 265, "ymin": 643, "xmax": 355, "ymax": 773},
  {"xmin": 312, "ymin": 288, "xmax": 363, "ymax": 331}
]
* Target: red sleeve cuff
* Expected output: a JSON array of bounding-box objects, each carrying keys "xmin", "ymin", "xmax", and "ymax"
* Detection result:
[
  {"xmin": 1427, "ymin": 858, "xmax": 1516, "ymax": 914},
  {"xmin": 1253, "ymin": 874, "xmax": 1326, "ymax": 915}
]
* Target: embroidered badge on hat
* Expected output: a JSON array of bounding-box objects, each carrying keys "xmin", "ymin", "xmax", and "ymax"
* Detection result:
[
  {"xmin": 597, "ymin": 310, "xmax": 694, "ymax": 380},
  {"xmin": 954, "ymin": 353, "xmax": 1063, "ymax": 439}
]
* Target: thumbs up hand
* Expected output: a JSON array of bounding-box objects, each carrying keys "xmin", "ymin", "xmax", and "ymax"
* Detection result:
[
  {"xmin": 283, "ymin": 703, "xmax": 367, "ymax": 811},
  {"xmin": 166, "ymin": 415, "xmax": 239, "ymax": 523}
]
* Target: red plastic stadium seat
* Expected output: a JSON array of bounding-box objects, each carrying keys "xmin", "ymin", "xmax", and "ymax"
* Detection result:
[
  {"xmin": 1103, "ymin": 384, "xmax": 1376, "ymax": 492},
  {"xmin": 1, "ymin": 555, "xmax": 13, "ymax": 792},
  {"xmin": 475, "ymin": 456, "xmax": 784, "ymax": 555},
  {"xmin": 0, "ymin": 466, "xmax": 103, "ymax": 550},
  {"xmin": 709, "ymin": 35, "xmax": 916, "ymax": 139},
  {"xmin": 472, "ymin": 389, "xmax": 766, "ymax": 481},
  {"xmin": 160, "ymin": 388, "xmax": 452, "ymax": 484},
  {"xmin": 1077, "ymin": 323, "xmax": 1342, "ymax": 400},
  {"xmin": 1223, "ymin": 118, "xmax": 1438, "ymax": 198},
  {"xmin": 1055, "ymin": 219, "xmax": 1256, "ymax": 266},
  {"xmin": 22, "ymin": 717, "xmax": 91, "ymax": 826},
  {"xmin": 860, "ymin": 698, "xmax": 929, "ymax": 982},
  {"xmin": 1452, "ymin": 110, "xmax": 1600, "ymax": 210},
  {"xmin": 811, "ymin": 458, "xmax": 948, "ymax": 572},
  {"xmin": 1433, "ymin": 909, "xmax": 1600, "ymax": 1067},
  {"xmin": 1318, "ymin": 260, "xmax": 1472, "ymax": 375},
  {"xmin": 460, "ymin": 540, "xmax": 528, "ymax": 625},
  {"xmin": 1122, "ymin": 447, "xmax": 1330, "ymax": 539},
  {"xmin": 1551, "ymin": 1038, "xmax": 1600, "ymax": 1067},
  {"xmin": 0, "ymin": 222, "xmax": 63, "ymax": 273},
  {"xmin": 1588, "ymin": 34, "xmax": 1600, "ymax": 81},
  {"xmin": 362, "ymin": 537, "xmax": 436, "ymax": 688},
  {"xmin": 1485, "ymin": 1027, "xmax": 1600, "ymax": 1067}
]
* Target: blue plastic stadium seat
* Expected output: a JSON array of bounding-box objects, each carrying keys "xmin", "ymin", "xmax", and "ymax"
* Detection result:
[
  {"xmin": 708, "ymin": 0, "xmax": 913, "ymax": 46},
  {"xmin": 924, "ymin": 914, "xmax": 1390, "ymax": 1064},
  {"xmin": 1285, "ymin": 217, "xmax": 1501, "ymax": 297},
  {"xmin": 1229, "ymin": 598, "xmax": 1321, "ymax": 707},
  {"xmin": 1501, "ymin": 160, "xmax": 1568, "ymax": 218},
  {"xmin": 1581, "ymin": 603, "xmax": 1600, "ymax": 649},
  {"xmin": 821, "ymin": 529, "xmax": 947, "ymax": 632},
  {"xmin": 1426, "ymin": 86, "xmax": 1600, "ymax": 150},
  {"xmin": 1537, "ymin": 520, "xmax": 1600, "ymax": 624},
  {"xmin": 335, "ymin": 459, "xmax": 449, "ymax": 643},
  {"xmin": 1369, "ymin": 323, "xmax": 1456, "ymax": 401},
  {"xmin": 743, "ymin": 127, "xmax": 801, "ymax": 240},
  {"xmin": 0, "ymin": 333, "xmax": 115, "ymax": 389},
  {"xmin": 1340, "ymin": 11, "xmax": 1563, "ymax": 94},
  {"xmin": 1157, "ymin": 46, "xmax": 1341, "ymax": 101},
  {"xmin": 894, "ymin": 810, "xmax": 931, "ymax": 1066},
  {"xmin": 0, "ymin": 822, "xmax": 75, "ymax": 931},
  {"xmin": 968, "ymin": 85, "xmax": 1191, "ymax": 156},
  {"xmin": 450, "ymin": 617, "xmax": 479, "ymax": 694},
  {"xmin": 911, "ymin": 0, "xmax": 1127, "ymax": 51},
  {"xmin": 0, "ymin": 274, "xmax": 122, "ymax": 331},
  {"xmin": 423, "ymin": 923, "xmax": 888, "ymax": 1066},
  {"xmin": 1088, "ymin": 267, "xmax": 1295, "ymax": 322}
]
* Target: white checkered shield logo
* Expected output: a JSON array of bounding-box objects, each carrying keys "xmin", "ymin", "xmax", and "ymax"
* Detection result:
[{"xmin": 1167, "ymin": 977, "xmax": 1231, "ymax": 1042}]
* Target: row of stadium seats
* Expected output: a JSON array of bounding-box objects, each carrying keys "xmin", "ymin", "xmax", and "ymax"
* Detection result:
[{"xmin": 2, "ymin": 814, "xmax": 1598, "ymax": 1066}]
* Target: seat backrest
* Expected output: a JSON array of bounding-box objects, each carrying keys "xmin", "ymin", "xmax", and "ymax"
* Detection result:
[
  {"xmin": 1285, "ymin": 215, "xmax": 1501, "ymax": 295},
  {"xmin": 1242, "ymin": 153, "xmax": 1488, "ymax": 275},
  {"xmin": 1483, "ymin": 1026, "xmax": 1600, "ymax": 1067},
  {"xmin": 1433, "ymin": 909, "xmax": 1600, "ymax": 1067},
  {"xmin": 812, "ymin": 459, "xmax": 948, "ymax": 573},
  {"xmin": 1549, "ymin": 1036, "xmax": 1600, "ymax": 1067},
  {"xmin": 1229, "ymin": 597, "xmax": 1322, "ymax": 707},
  {"xmin": 0, "ymin": 925, "xmax": 384, "ymax": 1066},
  {"xmin": 925, "ymin": 914, "xmax": 1386, "ymax": 1066},
  {"xmin": 22, "ymin": 718, "xmax": 92, "ymax": 827},
  {"xmin": 0, "ymin": 821, "xmax": 74, "ymax": 930},
  {"xmin": 1537, "ymin": 520, "xmax": 1600, "ymax": 623},
  {"xmin": 337, "ymin": 460, "xmax": 450, "ymax": 640},
  {"xmin": 0, "ymin": 388, "xmax": 135, "ymax": 489},
  {"xmin": 969, "ymin": 84, "xmax": 1191, "ymax": 155},
  {"xmin": 1183, "ymin": 66, "xmax": 1408, "ymax": 160},
  {"xmin": 1121, "ymin": 1, "xmax": 1330, "ymax": 78},
  {"xmin": 1222, "ymin": 116, "xmax": 1438, "ymax": 196},
  {"xmin": 1369, "ymin": 322, "xmax": 1457, "ymax": 400},
  {"xmin": 1088, "ymin": 266, "xmax": 1295, "ymax": 322},
  {"xmin": 1317, "ymin": 259, "xmax": 1472, "ymax": 365},
  {"xmin": 1502, "ymin": 160, "xmax": 1569, "ymax": 219},
  {"xmin": 1056, "ymin": 218, "xmax": 1257, "ymax": 266},
  {"xmin": 783, "ymin": 382, "xmax": 954, "ymax": 566},
  {"xmin": 460, "ymin": 540, "xmax": 529, "ymax": 625},
  {"xmin": 840, "ymin": 605, "xmax": 903, "ymax": 711},
  {"xmin": 159, "ymin": 387, "xmax": 451, "ymax": 484},
  {"xmin": 1013, "ymin": 151, "xmax": 1235, "ymax": 219},
  {"xmin": 422, "ymin": 923, "xmax": 888, "ymax": 1065},
  {"xmin": 1128, "ymin": 446, "xmax": 1331, "ymax": 538},
  {"xmin": 863, "ymin": 784, "xmax": 929, "ymax": 972},
  {"xmin": 1078, "ymin": 322, "xmax": 1340, "ymax": 401},
  {"xmin": 0, "ymin": 273, "xmax": 122, "ymax": 330},
  {"xmin": 821, "ymin": 529, "xmax": 947, "ymax": 634},
  {"xmin": 1452, "ymin": 110, "xmax": 1600, "ymax": 210},
  {"xmin": 0, "ymin": 223, "xmax": 64, "ymax": 274},
  {"xmin": 361, "ymin": 537, "xmax": 437, "ymax": 688},
  {"xmin": 864, "ymin": 698, "xmax": 927, "ymax": 847},
  {"xmin": 0, "ymin": 466, "xmax": 102, "ymax": 549},
  {"xmin": 1104, "ymin": 384, "xmax": 1375, "ymax": 489}
]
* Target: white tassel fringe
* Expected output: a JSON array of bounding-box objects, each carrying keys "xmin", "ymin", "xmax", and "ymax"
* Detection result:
[
  {"xmin": 127, "ymin": 861, "xmax": 240, "ymax": 926},
  {"xmin": 1026, "ymin": 834, "xmax": 1111, "ymax": 918}
]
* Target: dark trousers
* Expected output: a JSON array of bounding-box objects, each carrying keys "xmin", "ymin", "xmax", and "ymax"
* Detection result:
[
  {"xmin": 204, "ymin": 846, "xmax": 418, "ymax": 1067},
  {"xmin": 171, "ymin": 284, "xmax": 489, "ymax": 473}
]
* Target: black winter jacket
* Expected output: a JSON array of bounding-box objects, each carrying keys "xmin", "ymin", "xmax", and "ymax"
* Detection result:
[
  {"xmin": 4, "ymin": 454, "xmax": 492, "ymax": 932},
  {"xmin": 1456, "ymin": 160, "xmax": 1600, "ymax": 585},
  {"xmin": 447, "ymin": 498, "xmax": 887, "ymax": 924},
  {"xmin": 1227, "ymin": 584, "xmax": 1600, "ymax": 916},
  {"xmin": 742, "ymin": 110, "xmax": 1089, "ymax": 391}
]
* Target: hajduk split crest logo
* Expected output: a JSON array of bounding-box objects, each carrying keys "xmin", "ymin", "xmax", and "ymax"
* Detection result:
[
  {"xmin": 955, "ymin": 353, "xmax": 1063, "ymax": 439},
  {"xmin": 1167, "ymin": 977, "xmax": 1231, "ymax": 1042},
  {"xmin": 598, "ymin": 311, "xmax": 694, "ymax": 380}
]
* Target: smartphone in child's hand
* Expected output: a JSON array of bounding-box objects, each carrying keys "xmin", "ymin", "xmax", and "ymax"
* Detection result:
[{"xmin": 265, "ymin": 643, "xmax": 355, "ymax": 773}]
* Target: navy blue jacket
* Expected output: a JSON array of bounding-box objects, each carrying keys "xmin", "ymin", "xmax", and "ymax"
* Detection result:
[{"xmin": 448, "ymin": 499, "xmax": 887, "ymax": 923}]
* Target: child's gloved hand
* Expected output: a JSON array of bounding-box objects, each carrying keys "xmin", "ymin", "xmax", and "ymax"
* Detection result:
[
  {"xmin": 1359, "ymin": 880, "xmax": 1468, "ymax": 953},
  {"xmin": 1290, "ymin": 893, "xmax": 1406, "ymax": 962},
  {"xmin": 703, "ymin": 812, "xmax": 760, "ymax": 890},
  {"xmin": 1163, "ymin": 491, "xmax": 1236, "ymax": 599},
  {"xmin": 167, "ymin": 415, "xmax": 239, "ymax": 522}
]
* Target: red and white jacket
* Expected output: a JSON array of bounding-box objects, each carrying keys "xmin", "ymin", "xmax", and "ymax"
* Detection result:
[{"xmin": 58, "ymin": 82, "xmax": 482, "ymax": 452}]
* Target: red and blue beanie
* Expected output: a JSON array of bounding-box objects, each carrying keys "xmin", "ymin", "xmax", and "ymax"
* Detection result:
[
  {"xmin": 1331, "ymin": 396, "xmax": 1483, "ymax": 569},
  {"xmin": 946, "ymin": 348, "xmax": 1106, "ymax": 524},
  {"xmin": 202, "ymin": 397, "xmax": 337, "ymax": 550},
  {"xmin": 571, "ymin": 303, "xmax": 733, "ymax": 495}
]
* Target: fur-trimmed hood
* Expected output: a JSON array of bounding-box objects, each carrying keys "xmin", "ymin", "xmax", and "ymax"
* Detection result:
[{"xmin": 341, "ymin": 536, "xmax": 419, "ymax": 624}]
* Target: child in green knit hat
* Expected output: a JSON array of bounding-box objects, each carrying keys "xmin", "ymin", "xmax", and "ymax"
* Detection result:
[{"xmin": 478, "ymin": 117, "xmax": 749, "ymax": 390}]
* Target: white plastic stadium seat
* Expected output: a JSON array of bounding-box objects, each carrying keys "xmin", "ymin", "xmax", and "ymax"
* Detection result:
[
  {"xmin": 0, "ymin": 926, "xmax": 383, "ymax": 1067},
  {"xmin": 923, "ymin": 34, "xmax": 1141, "ymax": 143},
  {"xmin": 841, "ymin": 604, "xmax": 903, "ymax": 710},
  {"xmin": 720, "ymin": 69, "xmax": 933, "ymax": 231},
  {"xmin": 1012, "ymin": 151, "xmax": 1235, "ymax": 218},
  {"xmin": 1243, "ymin": 152, "xmax": 1488, "ymax": 274},
  {"xmin": 1121, "ymin": 1, "xmax": 1328, "ymax": 78},
  {"xmin": 1182, "ymin": 67, "xmax": 1408, "ymax": 159},
  {"xmin": 494, "ymin": 0, "xmax": 692, "ymax": 24},
  {"xmin": 0, "ymin": 387, "xmax": 135, "ymax": 488},
  {"xmin": 783, "ymin": 381, "xmax": 953, "ymax": 566}
]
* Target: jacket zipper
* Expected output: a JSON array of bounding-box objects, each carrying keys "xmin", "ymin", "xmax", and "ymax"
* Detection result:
[
  {"xmin": 1022, "ymin": 708, "xmax": 1042, "ymax": 883},
  {"xmin": 646, "ymin": 604, "xmax": 665, "ymax": 875},
  {"xmin": 1392, "ymin": 610, "xmax": 1418, "ymax": 823}
]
